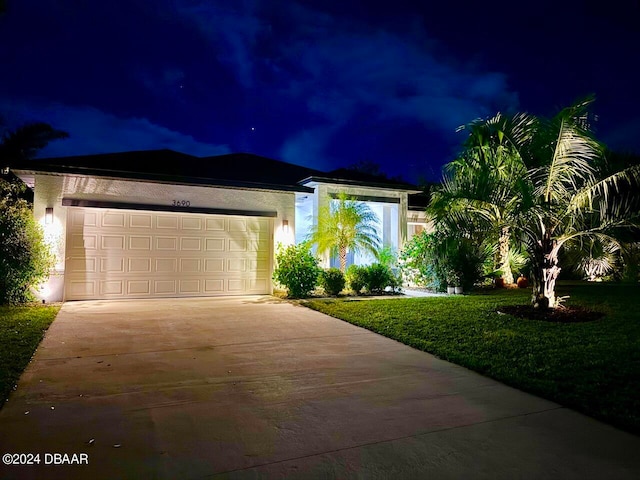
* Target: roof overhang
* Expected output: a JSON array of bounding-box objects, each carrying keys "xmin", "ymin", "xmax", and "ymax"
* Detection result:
[
  {"xmin": 11, "ymin": 163, "xmax": 314, "ymax": 194},
  {"xmin": 299, "ymin": 176, "xmax": 422, "ymax": 194}
]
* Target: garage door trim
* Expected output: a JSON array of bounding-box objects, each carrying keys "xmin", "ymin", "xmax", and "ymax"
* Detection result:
[{"xmin": 62, "ymin": 198, "xmax": 278, "ymax": 217}]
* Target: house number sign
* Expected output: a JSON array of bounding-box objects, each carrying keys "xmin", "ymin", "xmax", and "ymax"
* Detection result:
[{"xmin": 172, "ymin": 200, "xmax": 191, "ymax": 207}]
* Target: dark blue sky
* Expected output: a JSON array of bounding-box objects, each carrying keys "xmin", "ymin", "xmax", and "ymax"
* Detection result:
[{"xmin": 1, "ymin": 0, "xmax": 639, "ymax": 184}]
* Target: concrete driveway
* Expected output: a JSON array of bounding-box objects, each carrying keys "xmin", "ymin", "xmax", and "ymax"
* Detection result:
[{"xmin": 0, "ymin": 296, "xmax": 638, "ymax": 479}]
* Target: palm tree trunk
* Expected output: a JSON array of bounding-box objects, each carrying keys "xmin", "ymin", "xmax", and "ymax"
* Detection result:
[
  {"xmin": 530, "ymin": 233, "xmax": 561, "ymax": 309},
  {"xmin": 498, "ymin": 226, "xmax": 514, "ymax": 284},
  {"xmin": 339, "ymin": 246, "xmax": 347, "ymax": 273}
]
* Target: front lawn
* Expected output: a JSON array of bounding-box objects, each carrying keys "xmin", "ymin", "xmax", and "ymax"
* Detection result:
[
  {"xmin": 0, "ymin": 304, "xmax": 61, "ymax": 407},
  {"xmin": 303, "ymin": 282, "xmax": 640, "ymax": 435}
]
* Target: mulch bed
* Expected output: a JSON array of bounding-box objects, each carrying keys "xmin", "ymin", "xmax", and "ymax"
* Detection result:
[{"xmin": 498, "ymin": 304, "xmax": 605, "ymax": 323}]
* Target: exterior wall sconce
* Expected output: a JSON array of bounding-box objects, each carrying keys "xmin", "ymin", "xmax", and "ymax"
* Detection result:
[
  {"xmin": 45, "ymin": 207, "xmax": 54, "ymax": 225},
  {"xmin": 282, "ymin": 219, "xmax": 289, "ymax": 234}
]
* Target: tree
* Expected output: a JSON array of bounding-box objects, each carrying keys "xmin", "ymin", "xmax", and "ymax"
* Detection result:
[
  {"xmin": 433, "ymin": 96, "xmax": 640, "ymax": 309},
  {"xmin": 306, "ymin": 192, "xmax": 381, "ymax": 272},
  {"xmin": 0, "ymin": 180, "xmax": 54, "ymax": 303},
  {"xmin": 429, "ymin": 112, "xmax": 529, "ymax": 285},
  {"xmin": 1, "ymin": 122, "xmax": 69, "ymax": 164},
  {"xmin": 0, "ymin": 120, "xmax": 68, "ymax": 303}
]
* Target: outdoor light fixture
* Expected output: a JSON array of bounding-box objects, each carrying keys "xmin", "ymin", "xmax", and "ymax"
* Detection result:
[
  {"xmin": 45, "ymin": 207, "xmax": 54, "ymax": 224},
  {"xmin": 283, "ymin": 219, "xmax": 289, "ymax": 234}
]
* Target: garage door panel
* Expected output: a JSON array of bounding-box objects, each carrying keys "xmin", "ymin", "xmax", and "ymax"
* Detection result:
[
  {"xmin": 68, "ymin": 280, "xmax": 95, "ymax": 297},
  {"xmin": 180, "ymin": 237, "xmax": 202, "ymax": 251},
  {"xmin": 228, "ymin": 279, "xmax": 245, "ymax": 291},
  {"xmin": 101, "ymin": 257, "xmax": 125, "ymax": 273},
  {"xmin": 227, "ymin": 258, "xmax": 246, "ymax": 272},
  {"xmin": 156, "ymin": 215, "xmax": 179, "ymax": 229},
  {"xmin": 129, "ymin": 236, "xmax": 152, "ymax": 250},
  {"xmin": 180, "ymin": 258, "xmax": 200, "ymax": 273},
  {"xmin": 205, "ymin": 238, "xmax": 225, "ymax": 251},
  {"xmin": 129, "ymin": 280, "xmax": 151, "ymax": 295},
  {"xmin": 206, "ymin": 218, "xmax": 225, "ymax": 231},
  {"xmin": 204, "ymin": 279, "xmax": 224, "ymax": 293},
  {"xmin": 101, "ymin": 235, "xmax": 125, "ymax": 250},
  {"xmin": 102, "ymin": 212, "xmax": 126, "ymax": 227},
  {"xmin": 228, "ymin": 239, "xmax": 247, "ymax": 252},
  {"xmin": 204, "ymin": 258, "xmax": 224, "ymax": 272},
  {"xmin": 153, "ymin": 280, "xmax": 176, "ymax": 295},
  {"xmin": 229, "ymin": 219, "xmax": 247, "ymax": 232},
  {"xmin": 101, "ymin": 281, "xmax": 124, "ymax": 296},
  {"xmin": 156, "ymin": 237, "xmax": 178, "ymax": 250},
  {"xmin": 181, "ymin": 217, "xmax": 202, "ymax": 230},
  {"xmin": 65, "ymin": 208, "xmax": 272, "ymax": 300},
  {"xmin": 179, "ymin": 280, "xmax": 200, "ymax": 294},
  {"xmin": 156, "ymin": 258, "xmax": 177, "ymax": 273},
  {"xmin": 130, "ymin": 213, "xmax": 152, "ymax": 228},
  {"xmin": 71, "ymin": 233, "xmax": 96, "ymax": 249},
  {"xmin": 128, "ymin": 258, "xmax": 151, "ymax": 273},
  {"xmin": 69, "ymin": 257, "xmax": 97, "ymax": 273}
]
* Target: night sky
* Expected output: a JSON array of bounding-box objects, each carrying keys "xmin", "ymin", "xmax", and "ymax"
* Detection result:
[{"xmin": 1, "ymin": 0, "xmax": 639, "ymax": 184}]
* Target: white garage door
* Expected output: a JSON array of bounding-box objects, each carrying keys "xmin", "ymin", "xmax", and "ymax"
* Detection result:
[{"xmin": 64, "ymin": 207, "xmax": 272, "ymax": 300}]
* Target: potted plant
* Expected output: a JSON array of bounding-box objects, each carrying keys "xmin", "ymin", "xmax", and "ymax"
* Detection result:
[{"xmin": 446, "ymin": 269, "xmax": 461, "ymax": 294}]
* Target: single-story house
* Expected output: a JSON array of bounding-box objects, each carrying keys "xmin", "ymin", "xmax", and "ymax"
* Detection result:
[{"xmin": 6, "ymin": 149, "xmax": 430, "ymax": 301}]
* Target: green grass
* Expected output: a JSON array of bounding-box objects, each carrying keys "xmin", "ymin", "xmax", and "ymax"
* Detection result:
[
  {"xmin": 303, "ymin": 282, "xmax": 640, "ymax": 435},
  {"xmin": 0, "ymin": 304, "xmax": 61, "ymax": 407}
]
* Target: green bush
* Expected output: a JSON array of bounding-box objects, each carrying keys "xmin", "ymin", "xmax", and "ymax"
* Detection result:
[
  {"xmin": 272, "ymin": 242, "xmax": 321, "ymax": 298},
  {"xmin": 0, "ymin": 180, "xmax": 54, "ymax": 304},
  {"xmin": 319, "ymin": 268, "xmax": 345, "ymax": 296},
  {"xmin": 363, "ymin": 263, "xmax": 395, "ymax": 294},
  {"xmin": 399, "ymin": 230, "xmax": 489, "ymax": 292},
  {"xmin": 398, "ymin": 231, "xmax": 438, "ymax": 287},
  {"xmin": 345, "ymin": 264, "xmax": 367, "ymax": 294}
]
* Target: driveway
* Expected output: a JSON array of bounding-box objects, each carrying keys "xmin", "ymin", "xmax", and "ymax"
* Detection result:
[{"xmin": 0, "ymin": 296, "xmax": 638, "ymax": 479}]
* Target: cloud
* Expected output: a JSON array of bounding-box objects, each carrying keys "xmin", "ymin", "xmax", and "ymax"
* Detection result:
[
  {"xmin": 0, "ymin": 98, "xmax": 230, "ymax": 158},
  {"xmin": 279, "ymin": 126, "xmax": 338, "ymax": 171},
  {"xmin": 174, "ymin": 1, "xmax": 265, "ymax": 88},
  {"xmin": 170, "ymin": 1, "xmax": 519, "ymax": 168},
  {"xmin": 136, "ymin": 67, "xmax": 186, "ymax": 95}
]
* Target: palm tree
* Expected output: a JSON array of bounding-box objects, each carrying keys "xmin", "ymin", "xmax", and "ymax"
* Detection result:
[
  {"xmin": 429, "ymin": 112, "xmax": 529, "ymax": 285},
  {"xmin": 307, "ymin": 192, "xmax": 381, "ymax": 272},
  {"xmin": 433, "ymin": 96, "xmax": 640, "ymax": 309},
  {"xmin": 1, "ymin": 121, "xmax": 69, "ymax": 164},
  {"xmin": 514, "ymin": 97, "xmax": 639, "ymax": 308}
]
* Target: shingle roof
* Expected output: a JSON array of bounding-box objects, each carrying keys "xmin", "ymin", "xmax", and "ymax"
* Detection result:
[{"xmin": 8, "ymin": 148, "xmax": 424, "ymax": 195}]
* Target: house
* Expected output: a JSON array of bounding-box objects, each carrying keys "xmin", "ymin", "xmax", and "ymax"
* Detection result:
[{"xmin": 6, "ymin": 149, "xmax": 430, "ymax": 301}]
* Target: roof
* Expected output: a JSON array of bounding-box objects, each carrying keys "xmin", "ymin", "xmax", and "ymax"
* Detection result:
[
  {"xmin": 301, "ymin": 167, "xmax": 422, "ymax": 193},
  {"xmin": 7, "ymin": 148, "xmax": 424, "ymax": 194},
  {"xmin": 9, "ymin": 149, "xmax": 321, "ymax": 193}
]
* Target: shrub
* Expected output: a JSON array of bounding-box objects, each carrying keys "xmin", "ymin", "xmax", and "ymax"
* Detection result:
[
  {"xmin": 363, "ymin": 263, "xmax": 395, "ymax": 294},
  {"xmin": 319, "ymin": 268, "xmax": 345, "ymax": 296},
  {"xmin": 398, "ymin": 231, "xmax": 438, "ymax": 288},
  {"xmin": 345, "ymin": 264, "xmax": 367, "ymax": 294},
  {"xmin": 272, "ymin": 242, "xmax": 320, "ymax": 298},
  {"xmin": 398, "ymin": 230, "xmax": 490, "ymax": 292},
  {"xmin": 0, "ymin": 180, "xmax": 54, "ymax": 304}
]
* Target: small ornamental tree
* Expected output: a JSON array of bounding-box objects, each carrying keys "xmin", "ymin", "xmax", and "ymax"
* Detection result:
[
  {"xmin": 307, "ymin": 192, "xmax": 381, "ymax": 272},
  {"xmin": 272, "ymin": 242, "xmax": 320, "ymax": 298},
  {"xmin": 0, "ymin": 180, "xmax": 54, "ymax": 304}
]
